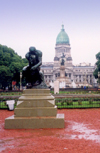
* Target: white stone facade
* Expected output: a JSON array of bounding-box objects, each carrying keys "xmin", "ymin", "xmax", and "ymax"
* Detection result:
[{"xmin": 41, "ymin": 26, "xmax": 96, "ymax": 88}]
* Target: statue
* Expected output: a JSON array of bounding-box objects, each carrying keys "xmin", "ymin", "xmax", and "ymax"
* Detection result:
[
  {"xmin": 61, "ymin": 53, "xmax": 65, "ymax": 65},
  {"xmin": 23, "ymin": 47, "xmax": 48, "ymax": 89},
  {"xmin": 61, "ymin": 58, "xmax": 65, "ymax": 65}
]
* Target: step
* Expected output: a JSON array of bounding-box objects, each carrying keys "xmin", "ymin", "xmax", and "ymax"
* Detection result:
[
  {"xmin": 5, "ymin": 114, "xmax": 64, "ymax": 129},
  {"xmin": 14, "ymin": 106, "xmax": 57, "ymax": 117}
]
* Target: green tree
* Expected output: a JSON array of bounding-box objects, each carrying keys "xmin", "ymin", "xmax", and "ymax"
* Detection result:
[
  {"xmin": 93, "ymin": 52, "xmax": 100, "ymax": 79},
  {"xmin": 0, "ymin": 44, "xmax": 28, "ymax": 89},
  {"xmin": 0, "ymin": 65, "xmax": 12, "ymax": 89}
]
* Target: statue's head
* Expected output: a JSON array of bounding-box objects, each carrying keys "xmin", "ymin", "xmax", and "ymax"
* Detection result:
[
  {"xmin": 29, "ymin": 47, "xmax": 36, "ymax": 53},
  {"xmin": 25, "ymin": 47, "xmax": 37, "ymax": 66}
]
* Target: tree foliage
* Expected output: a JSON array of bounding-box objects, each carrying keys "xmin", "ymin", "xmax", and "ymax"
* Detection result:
[
  {"xmin": 0, "ymin": 44, "xmax": 28, "ymax": 89},
  {"xmin": 93, "ymin": 52, "xmax": 100, "ymax": 79}
]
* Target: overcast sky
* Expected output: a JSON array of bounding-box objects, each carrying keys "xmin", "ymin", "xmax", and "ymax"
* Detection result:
[{"xmin": 0, "ymin": 0, "xmax": 100, "ymax": 65}]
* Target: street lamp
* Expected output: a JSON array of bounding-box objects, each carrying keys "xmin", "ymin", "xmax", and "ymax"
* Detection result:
[{"xmin": 20, "ymin": 72, "xmax": 22, "ymax": 90}]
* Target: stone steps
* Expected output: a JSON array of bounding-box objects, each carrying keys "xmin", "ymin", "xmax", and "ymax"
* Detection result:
[{"xmin": 5, "ymin": 89, "xmax": 64, "ymax": 129}]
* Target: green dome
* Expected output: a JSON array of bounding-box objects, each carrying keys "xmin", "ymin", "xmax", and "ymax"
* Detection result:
[{"xmin": 56, "ymin": 25, "xmax": 70, "ymax": 45}]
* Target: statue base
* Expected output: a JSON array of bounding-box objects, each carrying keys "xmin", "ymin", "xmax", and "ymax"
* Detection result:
[{"xmin": 5, "ymin": 89, "xmax": 64, "ymax": 129}]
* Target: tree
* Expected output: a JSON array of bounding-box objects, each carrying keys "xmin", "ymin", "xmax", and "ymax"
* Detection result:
[
  {"xmin": 0, "ymin": 65, "xmax": 12, "ymax": 89},
  {"xmin": 0, "ymin": 44, "xmax": 28, "ymax": 89},
  {"xmin": 93, "ymin": 52, "xmax": 100, "ymax": 79}
]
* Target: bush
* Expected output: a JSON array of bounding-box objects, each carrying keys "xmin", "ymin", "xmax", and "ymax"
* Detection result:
[{"xmin": 78, "ymin": 101, "xmax": 82, "ymax": 105}]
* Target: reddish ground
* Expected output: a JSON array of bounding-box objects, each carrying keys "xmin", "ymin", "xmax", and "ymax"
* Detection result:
[{"xmin": 0, "ymin": 109, "xmax": 100, "ymax": 153}]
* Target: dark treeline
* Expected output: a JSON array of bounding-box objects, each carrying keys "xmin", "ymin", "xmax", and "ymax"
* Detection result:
[
  {"xmin": 93, "ymin": 52, "xmax": 100, "ymax": 79},
  {"xmin": 0, "ymin": 44, "xmax": 28, "ymax": 89}
]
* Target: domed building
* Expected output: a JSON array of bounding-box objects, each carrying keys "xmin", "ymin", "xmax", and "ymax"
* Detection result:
[
  {"xmin": 41, "ymin": 25, "xmax": 96, "ymax": 88},
  {"xmin": 56, "ymin": 25, "xmax": 70, "ymax": 45}
]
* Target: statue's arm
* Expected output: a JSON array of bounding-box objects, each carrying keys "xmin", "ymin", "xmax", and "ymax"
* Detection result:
[
  {"xmin": 31, "ymin": 57, "xmax": 42, "ymax": 70},
  {"xmin": 31, "ymin": 50, "xmax": 42, "ymax": 70},
  {"xmin": 23, "ymin": 65, "xmax": 29, "ymax": 71}
]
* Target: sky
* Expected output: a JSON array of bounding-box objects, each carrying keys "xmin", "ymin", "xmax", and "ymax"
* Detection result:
[{"xmin": 0, "ymin": 0, "xmax": 100, "ymax": 65}]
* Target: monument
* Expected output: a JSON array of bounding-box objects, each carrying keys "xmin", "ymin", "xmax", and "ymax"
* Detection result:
[
  {"xmin": 56, "ymin": 53, "xmax": 71, "ymax": 88},
  {"xmin": 5, "ymin": 47, "xmax": 64, "ymax": 129}
]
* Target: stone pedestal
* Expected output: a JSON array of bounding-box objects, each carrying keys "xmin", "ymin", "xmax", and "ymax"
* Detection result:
[
  {"xmin": 60, "ymin": 65, "xmax": 65, "ymax": 78},
  {"xmin": 54, "ymin": 80, "xmax": 59, "ymax": 94},
  {"xmin": 5, "ymin": 89, "xmax": 64, "ymax": 129}
]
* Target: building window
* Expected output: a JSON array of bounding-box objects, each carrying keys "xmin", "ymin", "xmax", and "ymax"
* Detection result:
[{"xmin": 65, "ymin": 73, "xmax": 67, "ymax": 76}]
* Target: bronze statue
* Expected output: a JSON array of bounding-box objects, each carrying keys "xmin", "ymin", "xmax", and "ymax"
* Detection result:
[
  {"xmin": 61, "ymin": 58, "xmax": 65, "ymax": 65},
  {"xmin": 61, "ymin": 53, "xmax": 65, "ymax": 65},
  {"xmin": 23, "ymin": 47, "xmax": 47, "ymax": 88}
]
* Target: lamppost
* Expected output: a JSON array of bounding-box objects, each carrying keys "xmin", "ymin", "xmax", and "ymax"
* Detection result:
[
  {"xmin": 20, "ymin": 72, "xmax": 22, "ymax": 90},
  {"xmin": 98, "ymin": 72, "xmax": 100, "ymax": 88}
]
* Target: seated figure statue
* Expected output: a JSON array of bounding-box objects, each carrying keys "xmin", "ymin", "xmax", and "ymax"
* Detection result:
[{"xmin": 23, "ymin": 47, "xmax": 47, "ymax": 89}]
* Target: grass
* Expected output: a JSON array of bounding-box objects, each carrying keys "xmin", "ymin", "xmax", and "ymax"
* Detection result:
[
  {"xmin": 0, "ymin": 101, "xmax": 7, "ymax": 108},
  {"xmin": 1, "ymin": 100, "xmax": 100, "ymax": 109},
  {"xmin": 51, "ymin": 90, "xmax": 100, "ymax": 94},
  {"xmin": 0, "ymin": 92, "xmax": 22, "ymax": 96},
  {"xmin": 0, "ymin": 90, "xmax": 100, "ymax": 96},
  {"xmin": 0, "ymin": 101, "xmax": 17, "ymax": 109},
  {"xmin": 56, "ymin": 103, "xmax": 100, "ymax": 109},
  {"xmin": 0, "ymin": 99, "xmax": 18, "ymax": 109},
  {"xmin": 1, "ymin": 90, "xmax": 100, "ymax": 109},
  {"xmin": 55, "ymin": 98, "xmax": 100, "ymax": 109}
]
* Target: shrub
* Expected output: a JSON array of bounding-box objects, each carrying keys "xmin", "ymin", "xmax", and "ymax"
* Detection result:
[{"xmin": 78, "ymin": 101, "xmax": 82, "ymax": 105}]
